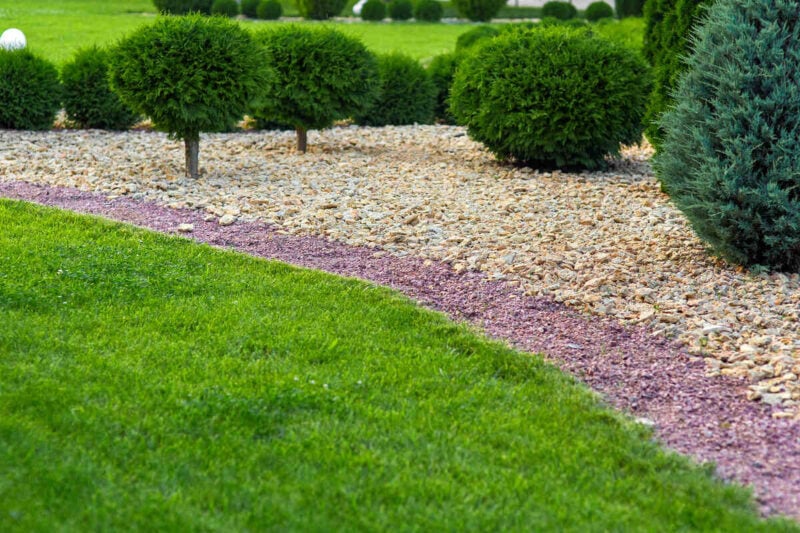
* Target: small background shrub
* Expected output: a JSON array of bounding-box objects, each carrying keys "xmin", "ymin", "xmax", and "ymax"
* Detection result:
[
  {"xmin": 541, "ymin": 1, "xmax": 578, "ymax": 20},
  {"xmin": 356, "ymin": 53, "xmax": 435, "ymax": 126},
  {"xmin": 152, "ymin": 0, "xmax": 213, "ymax": 14},
  {"xmin": 61, "ymin": 46, "xmax": 139, "ymax": 130},
  {"xmin": 295, "ymin": 0, "xmax": 347, "ymax": 19},
  {"xmin": 241, "ymin": 0, "xmax": 260, "ymax": 17},
  {"xmin": 427, "ymin": 51, "xmax": 463, "ymax": 124},
  {"xmin": 0, "ymin": 49, "xmax": 61, "ymax": 130},
  {"xmin": 361, "ymin": 0, "xmax": 387, "ymax": 20},
  {"xmin": 655, "ymin": 0, "xmax": 800, "ymax": 271},
  {"xmin": 450, "ymin": 28, "xmax": 651, "ymax": 169},
  {"xmin": 389, "ymin": 0, "xmax": 414, "ymax": 20},
  {"xmin": 414, "ymin": 0, "xmax": 443, "ymax": 21},
  {"xmin": 617, "ymin": 0, "xmax": 646, "ymax": 18},
  {"xmin": 257, "ymin": 0, "xmax": 283, "ymax": 18},
  {"xmin": 451, "ymin": 0, "xmax": 507, "ymax": 21},
  {"xmin": 585, "ymin": 1, "xmax": 614, "ymax": 21},
  {"xmin": 211, "ymin": 0, "xmax": 239, "ymax": 16},
  {"xmin": 455, "ymin": 25, "xmax": 500, "ymax": 51}
]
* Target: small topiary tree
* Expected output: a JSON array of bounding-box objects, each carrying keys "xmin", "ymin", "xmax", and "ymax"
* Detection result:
[
  {"xmin": 109, "ymin": 15, "xmax": 272, "ymax": 179},
  {"xmin": 454, "ymin": 25, "xmax": 500, "ymax": 51},
  {"xmin": 295, "ymin": 0, "xmax": 347, "ymax": 19},
  {"xmin": 361, "ymin": 0, "xmax": 387, "ymax": 20},
  {"xmin": 585, "ymin": 1, "xmax": 614, "ymax": 20},
  {"xmin": 257, "ymin": 0, "xmax": 283, "ymax": 18},
  {"xmin": 0, "ymin": 49, "xmax": 61, "ymax": 130},
  {"xmin": 451, "ymin": 0, "xmax": 507, "ymax": 21},
  {"xmin": 414, "ymin": 0, "xmax": 443, "ymax": 21},
  {"xmin": 152, "ymin": 0, "xmax": 213, "ymax": 14},
  {"xmin": 389, "ymin": 0, "xmax": 414, "ymax": 20},
  {"xmin": 616, "ymin": 0, "xmax": 646, "ymax": 18},
  {"xmin": 450, "ymin": 27, "xmax": 651, "ymax": 169},
  {"xmin": 356, "ymin": 53, "xmax": 436, "ymax": 126},
  {"xmin": 211, "ymin": 0, "xmax": 239, "ymax": 16},
  {"xmin": 427, "ymin": 51, "xmax": 463, "ymax": 124},
  {"xmin": 541, "ymin": 1, "xmax": 577, "ymax": 19},
  {"xmin": 61, "ymin": 46, "xmax": 139, "ymax": 130},
  {"xmin": 253, "ymin": 26, "xmax": 379, "ymax": 152},
  {"xmin": 655, "ymin": 0, "xmax": 800, "ymax": 271},
  {"xmin": 241, "ymin": 0, "xmax": 260, "ymax": 16}
]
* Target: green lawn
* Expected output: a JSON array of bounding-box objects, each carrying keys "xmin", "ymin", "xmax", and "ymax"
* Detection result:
[{"xmin": 0, "ymin": 199, "xmax": 796, "ymax": 531}]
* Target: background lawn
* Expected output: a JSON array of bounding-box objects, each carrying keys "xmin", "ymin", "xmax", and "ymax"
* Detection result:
[{"xmin": 0, "ymin": 199, "xmax": 797, "ymax": 531}]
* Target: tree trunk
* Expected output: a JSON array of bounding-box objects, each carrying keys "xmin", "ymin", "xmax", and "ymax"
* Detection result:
[
  {"xmin": 184, "ymin": 135, "xmax": 200, "ymax": 179},
  {"xmin": 296, "ymin": 127, "xmax": 308, "ymax": 153}
]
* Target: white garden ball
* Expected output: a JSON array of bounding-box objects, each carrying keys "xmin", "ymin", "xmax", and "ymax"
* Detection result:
[{"xmin": 0, "ymin": 29, "xmax": 27, "ymax": 51}]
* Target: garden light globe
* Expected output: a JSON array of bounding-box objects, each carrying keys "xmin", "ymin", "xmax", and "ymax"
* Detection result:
[{"xmin": 0, "ymin": 28, "xmax": 26, "ymax": 50}]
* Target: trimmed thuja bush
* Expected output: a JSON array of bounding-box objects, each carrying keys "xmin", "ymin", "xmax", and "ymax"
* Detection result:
[
  {"xmin": 257, "ymin": 0, "xmax": 283, "ymax": 18},
  {"xmin": 451, "ymin": 0, "xmax": 507, "ymax": 21},
  {"xmin": 253, "ymin": 26, "xmax": 378, "ymax": 152},
  {"xmin": 152, "ymin": 0, "xmax": 213, "ymax": 14},
  {"xmin": 389, "ymin": 0, "xmax": 414, "ymax": 20},
  {"xmin": 62, "ymin": 46, "xmax": 138, "ymax": 130},
  {"xmin": 586, "ymin": 1, "xmax": 614, "ymax": 20},
  {"xmin": 455, "ymin": 25, "xmax": 500, "ymax": 51},
  {"xmin": 0, "ymin": 49, "xmax": 61, "ymax": 130},
  {"xmin": 617, "ymin": 0, "xmax": 646, "ymax": 17},
  {"xmin": 450, "ymin": 28, "xmax": 651, "ymax": 169},
  {"xmin": 414, "ymin": 0, "xmax": 443, "ymax": 21},
  {"xmin": 296, "ymin": 0, "xmax": 347, "ymax": 19},
  {"xmin": 428, "ymin": 51, "xmax": 463, "ymax": 124},
  {"xmin": 109, "ymin": 15, "xmax": 271, "ymax": 179},
  {"xmin": 361, "ymin": 0, "xmax": 387, "ymax": 20},
  {"xmin": 541, "ymin": 1, "xmax": 578, "ymax": 19},
  {"xmin": 356, "ymin": 53, "xmax": 436, "ymax": 127},
  {"xmin": 211, "ymin": 0, "xmax": 239, "ymax": 16},
  {"xmin": 241, "ymin": 0, "xmax": 260, "ymax": 16},
  {"xmin": 655, "ymin": 0, "xmax": 800, "ymax": 271}
]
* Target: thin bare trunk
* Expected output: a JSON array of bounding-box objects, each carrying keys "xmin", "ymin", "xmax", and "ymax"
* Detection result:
[
  {"xmin": 185, "ymin": 136, "xmax": 200, "ymax": 179},
  {"xmin": 296, "ymin": 127, "xmax": 308, "ymax": 153}
]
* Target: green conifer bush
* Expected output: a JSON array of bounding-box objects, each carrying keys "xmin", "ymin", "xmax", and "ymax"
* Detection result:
[
  {"xmin": 655, "ymin": 0, "xmax": 800, "ymax": 271},
  {"xmin": 427, "ymin": 51, "xmax": 463, "ymax": 124},
  {"xmin": 389, "ymin": 0, "xmax": 414, "ymax": 20},
  {"xmin": 450, "ymin": 28, "xmax": 651, "ymax": 169},
  {"xmin": 361, "ymin": 0, "xmax": 387, "ymax": 20},
  {"xmin": 253, "ymin": 26, "xmax": 378, "ymax": 152},
  {"xmin": 0, "ymin": 49, "xmax": 61, "ymax": 130},
  {"xmin": 414, "ymin": 0, "xmax": 443, "ymax": 21},
  {"xmin": 451, "ymin": 0, "xmax": 507, "ymax": 21},
  {"xmin": 295, "ymin": 0, "xmax": 347, "ymax": 19},
  {"xmin": 211, "ymin": 0, "xmax": 239, "ymax": 16},
  {"xmin": 109, "ymin": 15, "xmax": 272, "ymax": 178},
  {"xmin": 257, "ymin": 0, "xmax": 283, "ymax": 18},
  {"xmin": 454, "ymin": 25, "xmax": 500, "ymax": 51},
  {"xmin": 616, "ymin": 0, "xmax": 645, "ymax": 17},
  {"xmin": 541, "ymin": 1, "xmax": 578, "ymax": 20},
  {"xmin": 242, "ymin": 0, "xmax": 260, "ymax": 17},
  {"xmin": 586, "ymin": 1, "xmax": 614, "ymax": 21},
  {"xmin": 152, "ymin": 0, "xmax": 213, "ymax": 14}
]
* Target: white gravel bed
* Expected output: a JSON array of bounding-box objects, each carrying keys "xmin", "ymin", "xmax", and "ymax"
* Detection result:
[{"xmin": 2, "ymin": 125, "xmax": 798, "ymax": 417}]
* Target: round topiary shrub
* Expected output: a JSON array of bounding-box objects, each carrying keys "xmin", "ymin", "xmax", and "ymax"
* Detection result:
[
  {"xmin": 211, "ymin": 0, "xmax": 239, "ymax": 16},
  {"xmin": 61, "ymin": 46, "xmax": 139, "ymax": 130},
  {"xmin": 356, "ymin": 53, "xmax": 436, "ymax": 127},
  {"xmin": 109, "ymin": 14, "xmax": 272, "ymax": 178},
  {"xmin": 617, "ymin": 0, "xmax": 645, "ymax": 18},
  {"xmin": 585, "ymin": 1, "xmax": 614, "ymax": 21},
  {"xmin": 427, "ymin": 51, "xmax": 463, "ymax": 124},
  {"xmin": 257, "ymin": 0, "xmax": 283, "ymax": 18},
  {"xmin": 152, "ymin": 0, "xmax": 213, "ymax": 14},
  {"xmin": 541, "ymin": 1, "xmax": 578, "ymax": 20},
  {"xmin": 241, "ymin": 0, "xmax": 260, "ymax": 17},
  {"xmin": 414, "ymin": 0, "xmax": 443, "ymax": 21},
  {"xmin": 655, "ymin": 0, "xmax": 800, "ymax": 271},
  {"xmin": 0, "ymin": 49, "xmax": 61, "ymax": 130},
  {"xmin": 451, "ymin": 0, "xmax": 506, "ymax": 21},
  {"xmin": 253, "ymin": 26, "xmax": 378, "ymax": 152},
  {"xmin": 454, "ymin": 25, "xmax": 500, "ymax": 51},
  {"xmin": 450, "ymin": 28, "xmax": 651, "ymax": 169},
  {"xmin": 361, "ymin": 0, "xmax": 386, "ymax": 20},
  {"xmin": 389, "ymin": 0, "xmax": 414, "ymax": 20},
  {"xmin": 296, "ymin": 0, "xmax": 347, "ymax": 19}
]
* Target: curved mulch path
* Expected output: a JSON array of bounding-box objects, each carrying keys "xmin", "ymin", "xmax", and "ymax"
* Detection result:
[{"xmin": 2, "ymin": 180, "xmax": 799, "ymax": 521}]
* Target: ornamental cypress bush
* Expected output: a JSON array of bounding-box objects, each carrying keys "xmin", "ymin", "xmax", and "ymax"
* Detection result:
[
  {"xmin": 361, "ymin": 0, "xmax": 387, "ymax": 20},
  {"xmin": 0, "ymin": 49, "xmax": 61, "ymax": 130},
  {"xmin": 152, "ymin": 0, "xmax": 213, "ymax": 14},
  {"xmin": 655, "ymin": 0, "xmax": 800, "ymax": 271},
  {"xmin": 242, "ymin": 0, "xmax": 260, "ymax": 16},
  {"xmin": 427, "ymin": 51, "xmax": 463, "ymax": 124},
  {"xmin": 109, "ymin": 15, "xmax": 272, "ymax": 178},
  {"xmin": 450, "ymin": 28, "xmax": 651, "ymax": 169},
  {"xmin": 356, "ymin": 53, "xmax": 436, "ymax": 127},
  {"xmin": 414, "ymin": 0, "xmax": 443, "ymax": 21},
  {"xmin": 451, "ymin": 0, "xmax": 507, "ymax": 21},
  {"xmin": 295, "ymin": 0, "xmax": 347, "ymax": 19},
  {"xmin": 61, "ymin": 46, "xmax": 139, "ymax": 130},
  {"xmin": 454, "ymin": 25, "xmax": 500, "ymax": 51},
  {"xmin": 211, "ymin": 0, "xmax": 239, "ymax": 16},
  {"xmin": 257, "ymin": 0, "xmax": 283, "ymax": 18},
  {"xmin": 389, "ymin": 0, "xmax": 414, "ymax": 20},
  {"xmin": 541, "ymin": 1, "xmax": 578, "ymax": 20},
  {"xmin": 616, "ymin": 0, "xmax": 646, "ymax": 17},
  {"xmin": 253, "ymin": 26, "xmax": 379, "ymax": 152},
  {"xmin": 585, "ymin": 1, "xmax": 614, "ymax": 21}
]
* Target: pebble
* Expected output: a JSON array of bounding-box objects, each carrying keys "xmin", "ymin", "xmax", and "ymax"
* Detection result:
[
  {"xmin": 218, "ymin": 214, "xmax": 236, "ymax": 226},
  {"xmin": 177, "ymin": 223, "xmax": 194, "ymax": 233}
]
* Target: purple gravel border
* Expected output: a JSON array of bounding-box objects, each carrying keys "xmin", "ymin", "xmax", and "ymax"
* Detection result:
[{"xmin": 2, "ymin": 181, "xmax": 799, "ymax": 520}]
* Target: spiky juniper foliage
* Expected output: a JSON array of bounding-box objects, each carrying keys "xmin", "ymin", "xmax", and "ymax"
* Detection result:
[
  {"xmin": 0, "ymin": 49, "xmax": 61, "ymax": 130},
  {"xmin": 655, "ymin": 0, "xmax": 800, "ymax": 272}
]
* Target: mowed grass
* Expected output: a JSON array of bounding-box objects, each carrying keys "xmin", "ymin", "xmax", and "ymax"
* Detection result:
[{"xmin": 1, "ymin": 200, "xmax": 797, "ymax": 531}]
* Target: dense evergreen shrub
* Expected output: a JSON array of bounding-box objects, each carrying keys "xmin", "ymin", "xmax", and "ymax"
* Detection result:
[
  {"xmin": 414, "ymin": 0, "xmax": 443, "ymax": 21},
  {"xmin": 655, "ymin": 0, "xmax": 800, "ymax": 271},
  {"xmin": 295, "ymin": 0, "xmax": 347, "ymax": 19},
  {"xmin": 211, "ymin": 0, "xmax": 239, "ymax": 16},
  {"xmin": 109, "ymin": 15, "xmax": 271, "ymax": 178},
  {"xmin": 0, "ymin": 50, "xmax": 61, "ymax": 130},
  {"xmin": 450, "ymin": 28, "xmax": 651, "ymax": 169},
  {"xmin": 427, "ymin": 51, "xmax": 463, "ymax": 124},
  {"xmin": 253, "ymin": 26, "xmax": 378, "ymax": 152},
  {"xmin": 541, "ymin": 1, "xmax": 578, "ymax": 19},
  {"xmin": 538, "ymin": 16, "xmax": 587, "ymax": 27},
  {"xmin": 585, "ymin": 1, "xmax": 614, "ymax": 20},
  {"xmin": 361, "ymin": 0, "xmax": 387, "ymax": 20},
  {"xmin": 389, "ymin": 0, "xmax": 414, "ymax": 20},
  {"xmin": 241, "ymin": 0, "xmax": 260, "ymax": 17},
  {"xmin": 616, "ymin": 0, "xmax": 646, "ymax": 17},
  {"xmin": 643, "ymin": 0, "xmax": 714, "ymax": 149},
  {"xmin": 454, "ymin": 25, "xmax": 499, "ymax": 51},
  {"xmin": 451, "ymin": 0, "xmax": 507, "ymax": 21},
  {"xmin": 61, "ymin": 46, "xmax": 139, "ymax": 130},
  {"xmin": 152, "ymin": 0, "xmax": 213, "ymax": 14},
  {"xmin": 257, "ymin": 0, "xmax": 283, "ymax": 18},
  {"xmin": 356, "ymin": 53, "xmax": 435, "ymax": 126}
]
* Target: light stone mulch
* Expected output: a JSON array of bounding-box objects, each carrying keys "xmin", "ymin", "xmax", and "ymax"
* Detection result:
[{"xmin": 2, "ymin": 125, "xmax": 798, "ymax": 418}]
